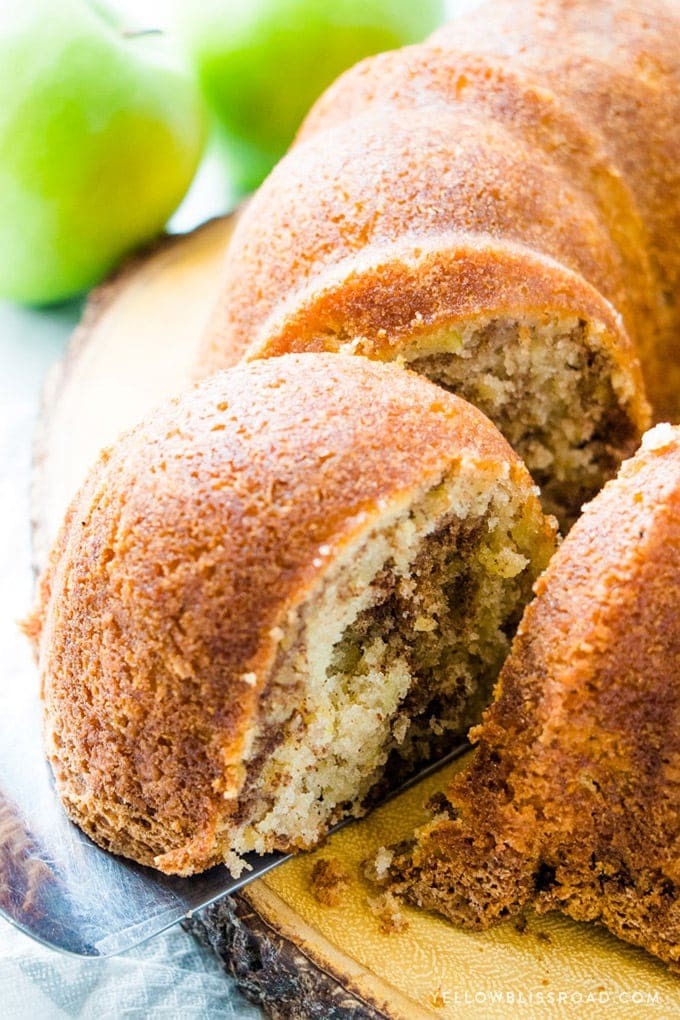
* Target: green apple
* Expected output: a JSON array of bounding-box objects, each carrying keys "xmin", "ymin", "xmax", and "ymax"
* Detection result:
[
  {"xmin": 0, "ymin": 0, "xmax": 207, "ymax": 305},
  {"xmin": 178, "ymin": 0, "xmax": 445, "ymax": 193}
]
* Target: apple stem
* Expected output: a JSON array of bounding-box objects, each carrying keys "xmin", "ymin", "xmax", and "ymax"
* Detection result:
[{"xmin": 121, "ymin": 28, "xmax": 164, "ymax": 39}]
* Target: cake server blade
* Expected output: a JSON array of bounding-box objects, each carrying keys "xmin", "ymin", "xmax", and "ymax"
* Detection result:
[{"xmin": 0, "ymin": 693, "xmax": 466, "ymax": 959}]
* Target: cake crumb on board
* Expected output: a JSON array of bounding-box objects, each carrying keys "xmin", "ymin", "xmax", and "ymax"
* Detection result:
[{"xmin": 309, "ymin": 857, "xmax": 352, "ymax": 907}]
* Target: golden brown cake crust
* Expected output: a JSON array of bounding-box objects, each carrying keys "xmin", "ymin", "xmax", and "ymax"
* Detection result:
[
  {"xmin": 385, "ymin": 424, "xmax": 680, "ymax": 970},
  {"xmin": 200, "ymin": 101, "xmax": 635, "ymax": 379},
  {"xmin": 431, "ymin": 0, "xmax": 680, "ymax": 420},
  {"xmin": 197, "ymin": 0, "xmax": 679, "ymax": 424},
  {"xmin": 296, "ymin": 41, "xmax": 656, "ymax": 392},
  {"xmin": 30, "ymin": 354, "xmax": 550, "ymax": 875},
  {"xmin": 239, "ymin": 233, "xmax": 647, "ymax": 434}
]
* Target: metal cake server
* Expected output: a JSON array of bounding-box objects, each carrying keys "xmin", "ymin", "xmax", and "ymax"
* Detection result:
[{"xmin": 0, "ymin": 681, "xmax": 465, "ymax": 959}]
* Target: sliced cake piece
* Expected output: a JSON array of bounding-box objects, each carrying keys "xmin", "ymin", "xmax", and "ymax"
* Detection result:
[
  {"xmin": 26, "ymin": 354, "xmax": 556, "ymax": 876},
  {"xmin": 379, "ymin": 423, "xmax": 680, "ymax": 971}
]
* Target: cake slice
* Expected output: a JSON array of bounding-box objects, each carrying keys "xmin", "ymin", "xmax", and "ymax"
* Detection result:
[
  {"xmin": 26, "ymin": 353, "xmax": 556, "ymax": 876},
  {"xmin": 378, "ymin": 423, "xmax": 680, "ymax": 970}
]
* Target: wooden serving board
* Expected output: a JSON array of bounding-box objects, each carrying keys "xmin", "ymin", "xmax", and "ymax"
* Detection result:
[{"xmin": 33, "ymin": 216, "xmax": 680, "ymax": 1019}]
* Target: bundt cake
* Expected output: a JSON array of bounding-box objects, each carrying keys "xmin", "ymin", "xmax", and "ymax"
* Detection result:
[
  {"xmin": 196, "ymin": 0, "xmax": 680, "ymax": 526},
  {"xmin": 376, "ymin": 423, "xmax": 680, "ymax": 970},
  {"xmin": 27, "ymin": 354, "xmax": 556, "ymax": 876}
]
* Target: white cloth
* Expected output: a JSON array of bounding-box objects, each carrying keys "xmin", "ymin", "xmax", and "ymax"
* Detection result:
[{"xmin": 0, "ymin": 917, "xmax": 261, "ymax": 1020}]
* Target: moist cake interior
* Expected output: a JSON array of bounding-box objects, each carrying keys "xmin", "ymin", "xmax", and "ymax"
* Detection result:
[
  {"xmin": 218, "ymin": 467, "xmax": 550, "ymax": 867},
  {"xmin": 400, "ymin": 314, "xmax": 638, "ymax": 527}
]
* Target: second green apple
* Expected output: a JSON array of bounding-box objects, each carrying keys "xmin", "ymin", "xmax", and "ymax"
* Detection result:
[{"xmin": 179, "ymin": 0, "xmax": 444, "ymax": 193}]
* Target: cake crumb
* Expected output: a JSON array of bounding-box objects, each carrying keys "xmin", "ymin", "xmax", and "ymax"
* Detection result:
[
  {"xmin": 413, "ymin": 614, "xmax": 437, "ymax": 632},
  {"xmin": 641, "ymin": 422, "xmax": 675, "ymax": 452},
  {"xmin": 391, "ymin": 715, "xmax": 409, "ymax": 745},
  {"xmin": 367, "ymin": 845, "xmax": 394, "ymax": 883},
  {"xmin": 310, "ymin": 857, "xmax": 351, "ymax": 907},
  {"xmin": 367, "ymin": 891, "xmax": 409, "ymax": 934}
]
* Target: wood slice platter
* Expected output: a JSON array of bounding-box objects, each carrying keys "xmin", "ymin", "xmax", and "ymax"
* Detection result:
[{"xmin": 32, "ymin": 216, "xmax": 680, "ymax": 1019}]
